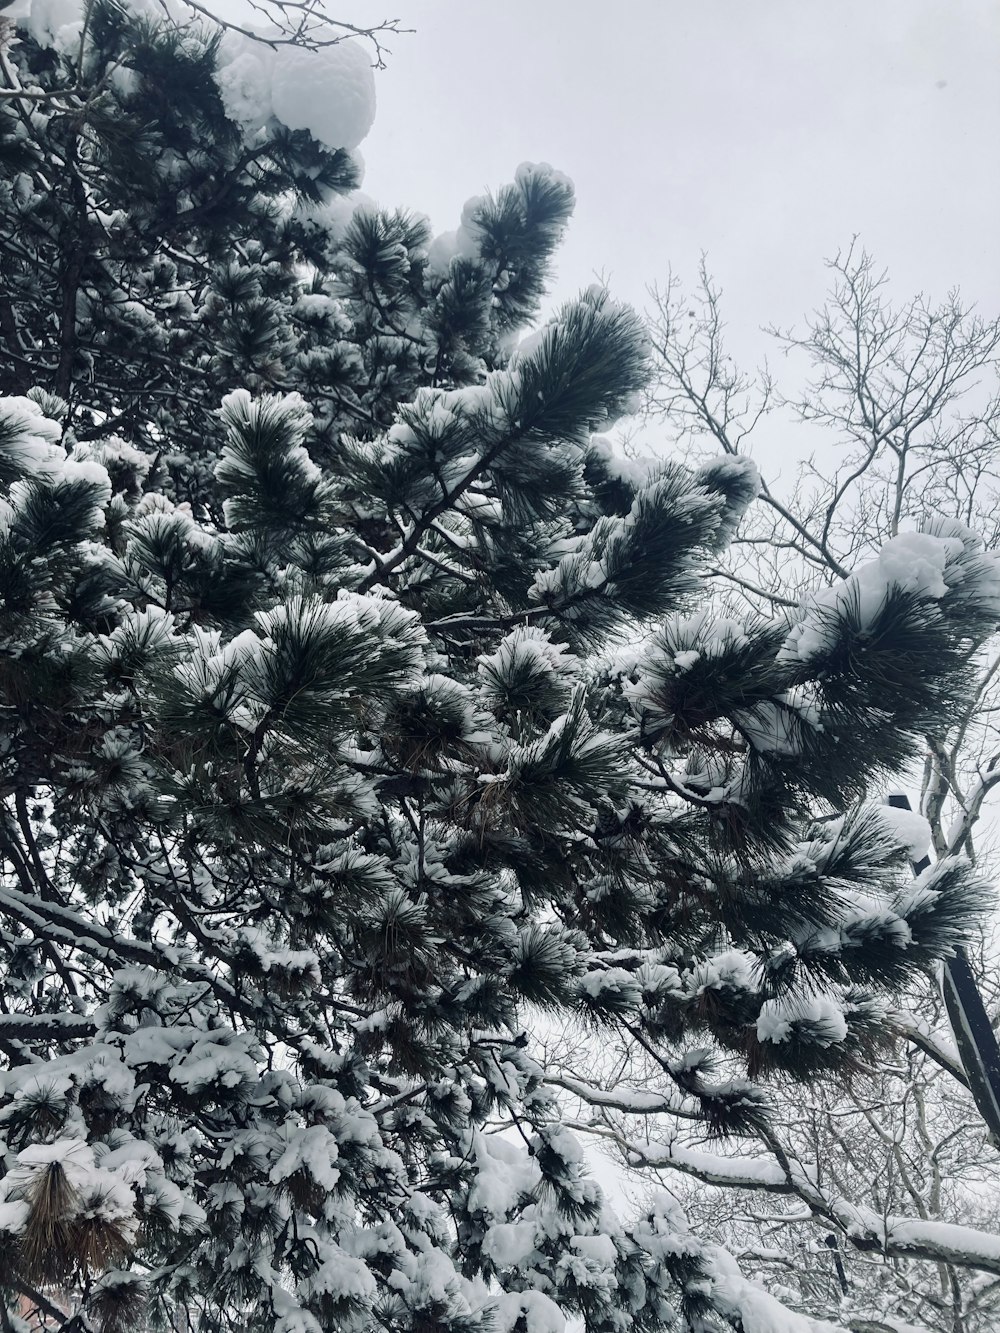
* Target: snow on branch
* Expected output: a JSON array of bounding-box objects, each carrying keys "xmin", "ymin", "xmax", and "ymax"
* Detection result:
[{"xmin": 580, "ymin": 1120, "xmax": 1000, "ymax": 1278}]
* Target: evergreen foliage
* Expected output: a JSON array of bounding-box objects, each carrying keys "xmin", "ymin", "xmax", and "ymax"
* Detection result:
[{"xmin": 1, "ymin": 6, "xmax": 999, "ymax": 1332}]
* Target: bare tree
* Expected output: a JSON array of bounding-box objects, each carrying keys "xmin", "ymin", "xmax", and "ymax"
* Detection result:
[
  {"xmin": 557, "ymin": 991, "xmax": 1000, "ymax": 1333},
  {"xmin": 645, "ymin": 246, "xmax": 1000, "ymax": 862},
  {"xmin": 546, "ymin": 250, "xmax": 1000, "ymax": 1332}
]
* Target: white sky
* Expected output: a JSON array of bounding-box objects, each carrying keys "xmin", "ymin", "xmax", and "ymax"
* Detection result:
[{"xmin": 351, "ymin": 0, "xmax": 999, "ymax": 366}]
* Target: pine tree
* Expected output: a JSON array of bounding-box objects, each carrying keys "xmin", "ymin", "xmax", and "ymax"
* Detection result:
[{"xmin": 2, "ymin": 6, "xmax": 1000, "ymax": 1333}]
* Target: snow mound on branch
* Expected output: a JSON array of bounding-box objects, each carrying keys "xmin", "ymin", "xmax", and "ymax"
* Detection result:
[
  {"xmin": 15, "ymin": 0, "xmax": 378, "ymax": 152},
  {"xmin": 756, "ymin": 995, "xmax": 849, "ymax": 1047},
  {"xmin": 425, "ymin": 197, "xmax": 484, "ymax": 276},
  {"xmin": 0, "ymin": 1137, "xmax": 142, "ymax": 1245},
  {"xmin": 215, "ymin": 32, "xmax": 376, "ymax": 151},
  {"xmin": 483, "ymin": 1219, "xmax": 538, "ymax": 1267},
  {"xmin": 0, "ymin": 395, "xmax": 65, "ymax": 477},
  {"xmin": 782, "ymin": 526, "xmax": 1000, "ymax": 662},
  {"xmin": 705, "ymin": 1243, "xmax": 845, "ymax": 1332},
  {"xmin": 495, "ymin": 1291, "xmax": 565, "ymax": 1333},
  {"xmin": 15, "ymin": 0, "xmax": 82, "ymax": 54},
  {"xmin": 213, "ymin": 48, "xmax": 276, "ymax": 129},
  {"xmin": 271, "ymin": 40, "xmax": 376, "ymax": 150},
  {"xmin": 876, "ymin": 800, "xmax": 932, "ymax": 861},
  {"xmin": 588, "ymin": 433, "xmax": 656, "ymax": 487}
]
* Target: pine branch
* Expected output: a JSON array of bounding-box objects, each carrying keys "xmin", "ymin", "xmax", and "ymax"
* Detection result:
[{"xmin": 0, "ymin": 1012, "xmax": 97, "ymax": 1040}]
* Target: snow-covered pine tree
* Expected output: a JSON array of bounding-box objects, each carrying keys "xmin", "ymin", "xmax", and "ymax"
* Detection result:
[{"xmin": 2, "ymin": 5, "xmax": 1000, "ymax": 1332}]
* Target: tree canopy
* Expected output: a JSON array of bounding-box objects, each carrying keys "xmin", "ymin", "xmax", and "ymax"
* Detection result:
[{"xmin": 2, "ymin": 6, "xmax": 999, "ymax": 1333}]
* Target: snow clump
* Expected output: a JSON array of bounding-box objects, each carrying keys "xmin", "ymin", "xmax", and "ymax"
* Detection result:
[
  {"xmin": 213, "ymin": 48, "xmax": 276, "ymax": 130},
  {"xmin": 214, "ymin": 32, "xmax": 377, "ymax": 151},
  {"xmin": 270, "ymin": 38, "xmax": 376, "ymax": 150},
  {"xmin": 0, "ymin": 395, "xmax": 65, "ymax": 478},
  {"xmin": 782, "ymin": 526, "xmax": 1000, "ymax": 663},
  {"xmin": 15, "ymin": 0, "xmax": 83, "ymax": 54},
  {"xmin": 756, "ymin": 995, "xmax": 849, "ymax": 1047},
  {"xmin": 876, "ymin": 800, "xmax": 933, "ymax": 861},
  {"xmin": 14, "ymin": 0, "xmax": 378, "ymax": 153}
]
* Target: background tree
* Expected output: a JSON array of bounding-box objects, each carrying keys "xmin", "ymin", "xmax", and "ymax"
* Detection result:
[
  {"xmin": 563, "ymin": 979, "xmax": 1000, "ymax": 1333},
  {"xmin": 644, "ymin": 248, "xmax": 1000, "ymax": 861},
  {"xmin": 3, "ymin": 8, "xmax": 1000, "ymax": 1333},
  {"xmin": 672, "ymin": 1023, "xmax": 1000, "ymax": 1333},
  {"xmin": 552, "ymin": 250, "xmax": 1000, "ymax": 1333}
]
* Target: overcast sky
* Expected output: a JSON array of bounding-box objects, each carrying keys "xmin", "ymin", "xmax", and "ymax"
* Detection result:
[{"xmin": 349, "ymin": 0, "xmax": 999, "ymax": 368}]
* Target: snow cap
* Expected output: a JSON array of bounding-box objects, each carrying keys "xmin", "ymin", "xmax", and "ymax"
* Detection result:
[{"xmin": 215, "ymin": 30, "xmax": 377, "ymax": 151}]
